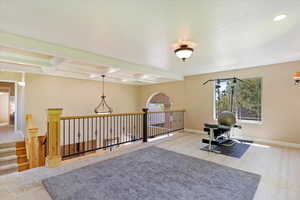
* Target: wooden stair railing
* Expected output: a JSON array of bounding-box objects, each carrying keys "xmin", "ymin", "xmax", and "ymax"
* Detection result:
[{"xmin": 25, "ymin": 114, "xmax": 46, "ymax": 168}]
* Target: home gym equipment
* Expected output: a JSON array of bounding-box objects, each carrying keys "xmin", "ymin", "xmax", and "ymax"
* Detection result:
[
  {"xmin": 202, "ymin": 111, "xmax": 242, "ymax": 153},
  {"xmin": 202, "ymin": 77, "xmax": 244, "ymax": 153}
]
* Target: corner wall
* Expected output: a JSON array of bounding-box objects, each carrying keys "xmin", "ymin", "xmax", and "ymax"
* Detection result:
[{"xmin": 139, "ymin": 61, "xmax": 300, "ymax": 144}]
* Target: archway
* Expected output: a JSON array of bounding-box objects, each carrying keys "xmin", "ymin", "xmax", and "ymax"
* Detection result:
[{"xmin": 146, "ymin": 92, "xmax": 172, "ymax": 111}]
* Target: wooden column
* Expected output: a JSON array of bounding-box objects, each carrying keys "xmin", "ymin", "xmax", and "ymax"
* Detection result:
[
  {"xmin": 46, "ymin": 108, "xmax": 63, "ymax": 168},
  {"xmin": 37, "ymin": 135, "xmax": 46, "ymax": 167}
]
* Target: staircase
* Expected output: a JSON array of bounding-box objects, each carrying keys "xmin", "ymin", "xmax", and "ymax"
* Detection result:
[
  {"xmin": 0, "ymin": 142, "xmax": 17, "ymax": 175},
  {"xmin": 0, "ymin": 141, "xmax": 29, "ymax": 176}
]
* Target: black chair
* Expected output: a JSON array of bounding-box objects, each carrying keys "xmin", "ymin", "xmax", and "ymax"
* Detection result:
[{"xmin": 202, "ymin": 123, "xmax": 241, "ymax": 153}]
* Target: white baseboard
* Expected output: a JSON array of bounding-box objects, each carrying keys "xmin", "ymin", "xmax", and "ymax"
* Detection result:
[
  {"xmin": 249, "ymin": 138, "xmax": 300, "ymax": 149},
  {"xmin": 184, "ymin": 129, "xmax": 206, "ymax": 135},
  {"xmin": 184, "ymin": 129, "xmax": 300, "ymax": 149}
]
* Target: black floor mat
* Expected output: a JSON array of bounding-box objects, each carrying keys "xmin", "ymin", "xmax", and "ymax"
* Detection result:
[{"xmin": 201, "ymin": 140, "xmax": 252, "ymax": 158}]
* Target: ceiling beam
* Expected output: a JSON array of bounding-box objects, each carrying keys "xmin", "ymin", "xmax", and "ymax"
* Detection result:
[{"xmin": 0, "ymin": 31, "xmax": 183, "ymax": 80}]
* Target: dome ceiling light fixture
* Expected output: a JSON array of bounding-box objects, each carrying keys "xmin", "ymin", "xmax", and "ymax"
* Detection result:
[
  {"xmin": 174, "ymin": 44, "xmax": 194, "ymax": 62},
  {"xmin": 94, "ymin": 74, "xmax": 113, "ymax": 114}
]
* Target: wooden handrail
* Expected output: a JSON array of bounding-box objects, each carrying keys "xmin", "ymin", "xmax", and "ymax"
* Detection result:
[
  {"xmin": 60, "ymin": 112, "xmax": 145, "ymax": 120},
  {"xmin": 148, "ymin": 109, "xmax": 185, "ymax": 114},
  {"xmin": 60, "ymin": 110, "xmax": 185, "ymax": 120}
]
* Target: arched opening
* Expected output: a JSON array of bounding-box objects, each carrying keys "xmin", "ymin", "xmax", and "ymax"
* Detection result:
[
  {"xmin": 146, "ymin": 93, "xmax": 173, "ymax": 134},
  {"xmin": 146, "ymin": 92, "xmax": 172, "ymax": 111}
]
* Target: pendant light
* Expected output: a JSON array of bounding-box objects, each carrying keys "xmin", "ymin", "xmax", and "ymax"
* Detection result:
[{"xmin": 94, "ymin": 75, "xmax": 113, "ymax": 114}]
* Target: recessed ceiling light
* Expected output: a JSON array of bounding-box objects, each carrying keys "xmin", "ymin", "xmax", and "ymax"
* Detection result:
[
  {"xmin": 89, "ymin": 74, "xmax": 98, "ymax": 78},
  {"xmin": 107, "ymin": 68, "xmax": 120, "ymax": 74},
  {"xmin": 273, "ymin": 15, "xmax": 287, "ymax": 22}
]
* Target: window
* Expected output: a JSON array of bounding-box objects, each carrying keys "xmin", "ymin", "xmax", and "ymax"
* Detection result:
[{"xmin": 215, "ymin": 78, "xmax": 262, "ymax": 122}]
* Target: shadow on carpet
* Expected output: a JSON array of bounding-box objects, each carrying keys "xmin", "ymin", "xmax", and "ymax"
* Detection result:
[
  {"xmin": 201, "ymin": 140, "xmax": 253, "ymax": 158},
  {"xmin": 43, "ymin": 146, "xmax": 261, "ymax": 200}
]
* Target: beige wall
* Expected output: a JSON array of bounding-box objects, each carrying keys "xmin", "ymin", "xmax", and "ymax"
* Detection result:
[
  {"xmin": 0, "ymin": 93, "xmax": 9, "ymax": 123},
  {"xmin": 139, "ymin": 61, "xmax": 300, "ymax": 144},
  {"xmin": 138, "ymin": 81, "xmax": 185, "ymax": 110},
  {"xmin": 25, "ymin": 74, "xmax": 140, "ymax": 133},
  {"xmin": 0, "ymin": 72, "xmax": 21, "ymax": 82},
  {"xmin": 2, "ymin": 61, "xmax": 300, "ymax": 144}
]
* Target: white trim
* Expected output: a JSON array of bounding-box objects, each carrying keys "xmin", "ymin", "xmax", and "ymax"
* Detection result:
[
  {"xmin": 0, "ymin": 31, "xmax": 183, "ymax": 81},
  {"xmin": 14, "ymin": 82, "xmax": 17, "ymax": 132},
  {"xmin": 184, "ymin": 128, "xmax": 206, "ymax": 134},
  {"xmin": 238, "ymin": 120, "xmax": 263, "ymax": 125},
  {"xmin": 0, "ymin": 80, "xmax": 17, "ymax": 131},
  {"xmin": 242, "ymin": 137, "xmax": 300, "ymax": 149}
]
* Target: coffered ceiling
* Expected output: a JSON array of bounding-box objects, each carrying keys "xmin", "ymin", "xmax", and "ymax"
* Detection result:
[{"xmin": 0, "ymin": 0, "xmax": 299, "ymax": 84}]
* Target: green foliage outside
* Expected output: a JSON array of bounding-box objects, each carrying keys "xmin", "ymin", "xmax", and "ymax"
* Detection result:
[{"xmin": 215, "ymin": 78, "xmax": 262, "ymax": 121}]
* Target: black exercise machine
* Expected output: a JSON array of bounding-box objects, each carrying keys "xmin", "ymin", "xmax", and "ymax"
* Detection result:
[{"xmin": 202, "ymin": 77, "xmax": 244, "ymax": 153}]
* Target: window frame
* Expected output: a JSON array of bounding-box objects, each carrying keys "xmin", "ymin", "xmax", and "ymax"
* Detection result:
[{"xmin": 213, "ymin": 77, "xmax": 263, "ymax": 124}]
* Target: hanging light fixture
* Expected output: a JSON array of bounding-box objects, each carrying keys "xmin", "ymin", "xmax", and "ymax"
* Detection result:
[
  {"xmin": 294, "ymin": 72, "xmax": 300, "ymax": 85},
  {"xmin": 174, "ymin": 44, "xmax": 194, "ymax": 62},
  {"xmin": 94, "ymin": 75, "xmax": 113, "ymax": 114}
]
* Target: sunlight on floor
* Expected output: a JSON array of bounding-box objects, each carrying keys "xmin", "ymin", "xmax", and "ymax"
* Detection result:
[
  {"xmin": 149, "ymin": 133, "xmax": 174, "ymax": 142},
  {"xmin": 250, "ymin": 143, "xmax": 270, "ymax": 148}
]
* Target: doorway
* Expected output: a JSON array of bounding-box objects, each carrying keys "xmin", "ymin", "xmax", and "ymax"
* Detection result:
[
  {"xmin": 0, "ymin": 81, "xmax": 18, "ymax": 142},
  {"xmin": 146, "ymin": 92, "xmax": 172, "ymax": 112},
  {"xmin": 146, "ymin": 93, "xmax": 173, "ymax": 130}
]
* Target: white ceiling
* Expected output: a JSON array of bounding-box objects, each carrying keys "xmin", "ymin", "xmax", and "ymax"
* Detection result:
[{"xmin": 0, "ymin": 0, "xmax": 299, "ymax": 79}]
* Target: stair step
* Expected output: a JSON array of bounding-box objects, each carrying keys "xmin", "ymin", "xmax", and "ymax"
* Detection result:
[
  {"xmin": 17, "ymin": 154, "xmax": 28, "ymax": 164},
  {"xmin": 0, "ymin": 155, "xmax": 17, "ymax": 166},
  {"xmin": 0, "ymin": 142, "xmax": 16, "ymax": 149},
  {"xmin": 0, "ymin": 147, "xmax": 16, "ymax": 157},
  {"xmin": 18, "ymin": 162, "xmax": 29, "ymax": 172},
  {"xmin": 16, "ymin": 147, "xmax": 26, "ymax": 155},
  {"xmin": 0, "ymin": 163, "xmax": 18, "ymax": 176}
]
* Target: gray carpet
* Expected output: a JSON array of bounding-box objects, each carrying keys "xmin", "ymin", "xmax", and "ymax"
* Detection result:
[{"xmin": 43, "ymin": 146, "xmax": 261, "ymax": 200}]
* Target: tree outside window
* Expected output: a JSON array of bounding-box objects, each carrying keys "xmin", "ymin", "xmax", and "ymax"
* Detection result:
[{"xmin": 215, "ymin": 78, "xmax": 262, "ymax": 122}]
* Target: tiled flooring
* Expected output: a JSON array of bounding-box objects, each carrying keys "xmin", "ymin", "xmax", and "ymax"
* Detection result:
[{"xmin": 0, "ymin": 132, "xmax": 300, "ymax": 200}]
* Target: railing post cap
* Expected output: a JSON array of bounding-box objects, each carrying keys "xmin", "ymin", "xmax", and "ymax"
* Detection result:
[
  {"xmin": 47, "ymin": 108, "xmax": 63, "ymax": 111},
  {"xmin": 47, "ymin": 108, "xmax": 63, "ymax": 115},
  {"xmin": 142, "ymin": 108, "xmax": 149, "ymax": 112}
]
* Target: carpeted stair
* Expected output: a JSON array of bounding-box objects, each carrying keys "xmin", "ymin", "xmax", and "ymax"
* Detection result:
[{"xmin": 0, "ymin": 142, "xmax": 18, "ymax": 176}]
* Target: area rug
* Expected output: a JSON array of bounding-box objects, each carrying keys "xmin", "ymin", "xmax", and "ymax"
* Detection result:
[
  {"xmin": 201, "ymin": 140, "xmax": 252, "ymax": 158},
  {"xmin": 43, "ymin": 146, "xmax": 261, "ymax": 200}
]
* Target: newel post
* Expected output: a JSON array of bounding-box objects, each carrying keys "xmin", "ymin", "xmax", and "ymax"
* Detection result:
[
  {"xmin": 46, "ymin": 108, "xmax": 63, "ymax": 168},
  {"xmin": 142, "ymin": 108, "xmax": 149, "ymax": 142},
  {"xmin": 27, "ymin": 128, "xmax": 39, "ymax": 168}
]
